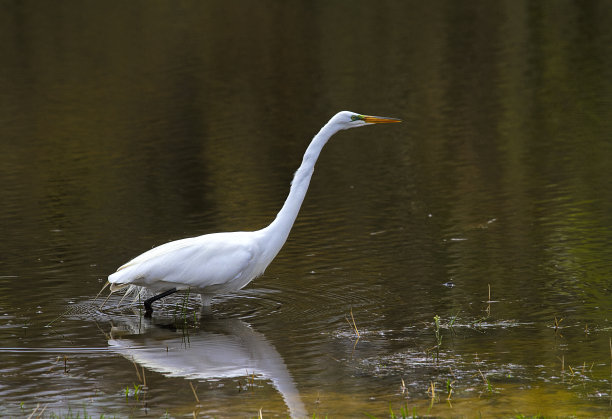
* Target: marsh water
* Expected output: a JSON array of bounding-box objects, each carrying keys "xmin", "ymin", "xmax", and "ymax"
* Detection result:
[{"xmin": 2, "ymin": 1, "xmax": 612, "ymax": 417}]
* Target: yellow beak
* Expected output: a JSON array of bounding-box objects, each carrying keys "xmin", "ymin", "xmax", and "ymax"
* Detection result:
[{"xmin": 363, "ymin": 115, "xmax": 402, "ymax": 124}]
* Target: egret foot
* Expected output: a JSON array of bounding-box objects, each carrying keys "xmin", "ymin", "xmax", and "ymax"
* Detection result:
[{"xmin": 143, "ymin": 288, "xmax": 178, "ymax": 317}]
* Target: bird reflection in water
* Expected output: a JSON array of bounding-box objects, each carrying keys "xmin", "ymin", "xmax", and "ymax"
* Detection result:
[{"xmin": 108, "ymin": 315, "xmax": 307, "ymax": 418}]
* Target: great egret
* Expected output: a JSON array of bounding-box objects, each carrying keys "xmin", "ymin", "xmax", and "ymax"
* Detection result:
[{"xmin": 105, "ymin": 111, "xmax": 400, "ymax": 315}]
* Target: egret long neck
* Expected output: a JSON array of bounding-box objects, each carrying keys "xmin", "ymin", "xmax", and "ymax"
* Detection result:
[{"xmin": 259, "ymin": 122, "xmax": 338, "ymax": 260}]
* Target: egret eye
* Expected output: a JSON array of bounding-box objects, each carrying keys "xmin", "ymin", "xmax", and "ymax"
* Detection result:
[{"xmin": 350, "ymin": 115, "xmax": 364, "ymax": 121}]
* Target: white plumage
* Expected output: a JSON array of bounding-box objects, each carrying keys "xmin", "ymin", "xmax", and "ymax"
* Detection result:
[
  {"xmin": 110, "ymin": 233, "xmax": 262, "ymax": 295},
  {"xmin": 105, "ymin": 111, "xmax": 400, "ymax": 313}
]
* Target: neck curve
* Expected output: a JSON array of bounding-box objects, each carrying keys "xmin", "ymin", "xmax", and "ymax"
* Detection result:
[{"xmin": 257, "ymin": 120, "xmax": 341, "ymax": 263}]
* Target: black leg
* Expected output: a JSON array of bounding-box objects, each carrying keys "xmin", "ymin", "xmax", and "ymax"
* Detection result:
[{"xmin": 144, "ymin": 288, "xmax": 177, "ymax": 317}]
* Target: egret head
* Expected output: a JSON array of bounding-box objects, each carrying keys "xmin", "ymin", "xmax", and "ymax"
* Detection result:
[{"xmin": 331, "ymin": 111, "xmax": 402, "ymax": 130}]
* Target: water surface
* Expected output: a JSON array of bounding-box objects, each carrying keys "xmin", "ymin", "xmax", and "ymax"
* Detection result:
[{"xmin": 1, "ymin": 1, "xmax": 612, "ymax": 417}]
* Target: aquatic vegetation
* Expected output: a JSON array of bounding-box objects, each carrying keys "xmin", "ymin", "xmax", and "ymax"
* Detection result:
[
  {"xmin": 433, "ymin": 315, "xmax": 442, "ymax": 349},
  {"xmin": 478, "ymin": 369, "xmax": 493, "ymax": 394},
  {"xmin": 22, "ymin": 404, "xmax": 110, "ymax": 419},
  {"xmin": 364, "ymin": 403, "xmax": 415, "ymax": 419}
]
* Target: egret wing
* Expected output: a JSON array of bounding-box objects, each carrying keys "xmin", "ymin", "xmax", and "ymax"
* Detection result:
[{"xmin": 109, "ymin": 232, "xmax": 258, "ymax": 293}]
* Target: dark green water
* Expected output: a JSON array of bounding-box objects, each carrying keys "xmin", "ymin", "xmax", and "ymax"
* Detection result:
[{"xmin": 1, "ymin": 1, "xmax": 612, "ymax": 417}]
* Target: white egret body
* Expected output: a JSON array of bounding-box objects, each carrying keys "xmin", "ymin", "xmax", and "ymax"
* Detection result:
[{"xmin": 106, "ymin": 111, "xmax": 400, "ymax": 314}]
